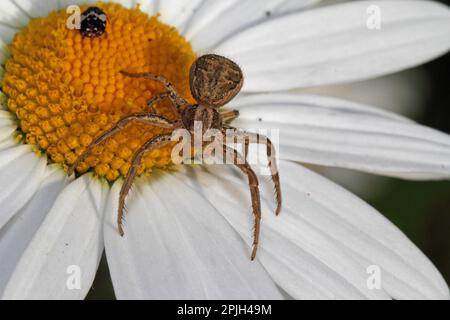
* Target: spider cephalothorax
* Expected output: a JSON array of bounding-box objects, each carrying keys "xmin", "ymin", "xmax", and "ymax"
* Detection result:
[{"xmin": 69, "ymin": 54, "xmax": 281, "ymax": 260}]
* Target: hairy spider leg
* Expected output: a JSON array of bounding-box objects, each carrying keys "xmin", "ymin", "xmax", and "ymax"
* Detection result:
[
  {"xmin": 120, "ymin": 71, "xmax": 188, "ymax": 110},
  {"xmin": 225, "ymin": 128, "xmax": 282, "ymax": 216},
  {"xmin": 144, "ymin": 91, "xmax": 182, "ymax": 117},
  {"xmin": 220, "ymin": 109, "xmax": 239, "ymax": 123},
  {"xmin": 68, "ymin": 112, "xmax": 175, "ymax": 176},
  {"xmin": 118, "ymin": 134, "xmax": 173, "ymax": 236},
  {"xmin": 224, "ymin": 145, "xmax": 262, "ymax": 260}
]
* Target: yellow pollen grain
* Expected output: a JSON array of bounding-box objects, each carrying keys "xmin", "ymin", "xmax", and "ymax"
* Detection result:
[{"xmin": 1, "ymin": 3, "xmax": 196, "ymax": 181}]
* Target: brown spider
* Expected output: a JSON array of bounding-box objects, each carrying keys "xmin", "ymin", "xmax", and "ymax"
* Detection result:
[{"xmin": 68, "ymin": 54, "xmax": 281, "ymax": 260}]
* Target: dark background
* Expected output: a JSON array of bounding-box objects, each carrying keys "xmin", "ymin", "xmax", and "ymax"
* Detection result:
[
  {"xmin": 369, "ymin": 0, "xmax": 450, "ymax": 289},
  {"xmin": 86, "ymin": 0, "xmax": 450, "ymax": 299},
  {"xmin": 370, "ymin": 52, "xmax": 450, "ymax": 288}
]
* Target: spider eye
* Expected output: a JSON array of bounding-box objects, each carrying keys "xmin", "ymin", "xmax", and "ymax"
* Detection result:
[
  {"xmin": 189, "ymin": 54, "xmax": 243, "ymax": 108},
  {"xmin": 80, "ymin": 7, "xmax": 107, "ymax": 38}
]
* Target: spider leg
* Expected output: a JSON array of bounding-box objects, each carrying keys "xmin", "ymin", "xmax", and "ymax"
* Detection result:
[
  {"xmin": 225, "ymin": 128, "xmax": 282, "ymax": 216},
  {"xmin": 146, "ymin": 91, "xmax": 170, "ymax": 113},
  {"xmin": 68, "ymin": 112, "xmax": 174, "ymax": 176},
  {"xmin": 120, "ymin": 70, "xmax": 187, "ymax": 110},
  {"xmin": 220, "ymin": 109, "xmax": 239, "ymax": 123},
  {"xmin": 146, "ymin": 91, "xmax": 184, "ymax": 117},
  {"xmin": 118, "ymin": 133, "xmax": 173, "ymax": 236},
  {"xmin": 243, "ymin": 136, "xmax": 250, "ymax": 162},
  {"xmin": 224, "ymin": 145, "xmax": 262, "ymax": 260}
]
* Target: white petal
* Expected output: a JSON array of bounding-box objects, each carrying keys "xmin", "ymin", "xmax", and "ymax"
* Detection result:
[
  {"xmin": 58, "ymin": 0, "xmax": 95, "ymax": 8},
  {"xmin": 15, "ymin": 0, "xmax": 143, "ymax": 19},
  {"xmin": 0, "ymin": 105, "xmax": 16, "ymax": 151},
  {"xmin": 0, "ymin": 139, "xmax": 15, "ymax": 151},
  {"xmin": 0, "ymin": 24, "xmax": 18, "ymax": 44},
  {"xmin": 0, "ymin": 145, "xmax": 47, "ymax": 230},
  {"xmin": 2, "ymin": 174, "xmax": 109, "ymax": 300},
  {"xmin": 104, "ymin": 175, "xmax": 283, "ymax": 299},
  {"xmin": 215, "ymin": 0, "xmax": 450, "ymax": 91},
  {"xmin": 231, "ymin": 93, "xmax": 450, "ymax": 180},
  {"xmin": 274, "ymin": 0, "xmax": 321, "ymax": 12},
  {"xmin": 136, "ymin": 0, "xmax": 159, "ymax": 15},
  {"xmin": 110, "ymin": 0, "xmax": 135, "ymax": 9},
  {"xmin": 175, "ymin": 161, "xmax": 450, "ymax": 299},
  {"xmin": 136, "ymin": 0, "xmax": 158, "ymax": 15},
  {"xmin": 0, "ymin": 0, "xmax": 30, "ymax": 28},
  {"xmin": 0, "ymin": 165, "xmax": 68, "ymax": 295},
  {"xmin": 13, "ymin": 0, "xmax": 59, "ymax": 18},
  {"xmin": 185, "ymin": 0, "xmax": 319, "ymax": 51},
  {"xmin": 0, "ymin": 111, "xmax": 17, "ymax": 143},
  {"xmin": 59, "ymin": 1, "xmax": 156, "ymax": 15},
  {"xmin": 0, "ymin": 38, "xmax": 9, "ymax": 64},
  {"xmin": 158, "ymin": 0, "xmax": 203, "ymax": 31},
  {"xmin": 301, "ymin": 69, "xmax": 430, "ymax": 119}
]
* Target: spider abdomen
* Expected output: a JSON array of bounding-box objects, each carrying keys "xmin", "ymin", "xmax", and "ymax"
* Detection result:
[{"xmin": 189, "ymin": 54, "xmax": 243, "ymax": 108}]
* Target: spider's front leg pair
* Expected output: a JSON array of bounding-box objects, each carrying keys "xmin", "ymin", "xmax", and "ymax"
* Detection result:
[
  {"xmin": 120, "ymin": 71, "xmax": 187, "ymax": 116},
  {"xmin": 69, "ymin": 71, "xmax": 187, "ymax": 236},
  {"xmin": 117, "ymin": 133, "xmax": 173, "ymax": 235},
  {"xmin": 68, "ymin": 112, "xmax": 176, "ymax": 235}
]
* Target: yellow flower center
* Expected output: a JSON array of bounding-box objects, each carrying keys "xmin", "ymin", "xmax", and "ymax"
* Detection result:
[{"xmin": 1, "ymin": 2, "xmax": 196, "ymax": 182}]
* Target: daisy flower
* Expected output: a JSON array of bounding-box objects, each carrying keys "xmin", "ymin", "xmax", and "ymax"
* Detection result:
[{"xmin": 0, "ymin": 0, "xmax": 450, "ymax": 300}]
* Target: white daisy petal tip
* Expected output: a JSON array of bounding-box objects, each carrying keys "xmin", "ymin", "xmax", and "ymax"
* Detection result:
[{"xmin": 215, "ymin": 0, "xmax": 450, "ymax": 91}]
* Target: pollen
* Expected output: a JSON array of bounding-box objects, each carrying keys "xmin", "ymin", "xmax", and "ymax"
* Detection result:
[{"xmin": 1, "ymin": 3, "xmax": 196, "ymax": 181}]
